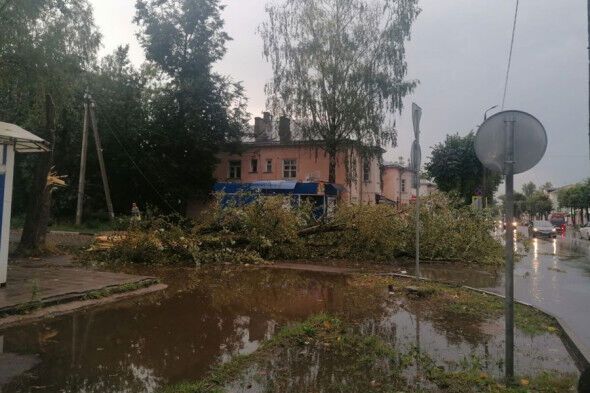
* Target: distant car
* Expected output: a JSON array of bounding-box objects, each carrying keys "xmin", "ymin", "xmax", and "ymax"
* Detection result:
[
  {"xmin": 530, "ymin": 220, "xmax": 557, "ymax": 238},
  {"xmin": 502, "ymin": 220, "xmax": 518, "ymax": 230},
  {"xmin": 549, "ymin": 213, "xmax": 567, "ymax": 234},
  {"xmin": 580, "ymin": 224, "xmax": 590, "ymax": 240}
]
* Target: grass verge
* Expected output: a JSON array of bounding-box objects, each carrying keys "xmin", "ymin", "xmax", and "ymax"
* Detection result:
[{"xmin": 160, "ymin": 313, "xmax": 576, "ymax": 393}]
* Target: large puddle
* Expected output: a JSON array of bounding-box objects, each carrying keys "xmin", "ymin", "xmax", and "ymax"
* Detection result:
[{"xmin": 0, "ymin": 267, "xmax": 580, "ymax": 392}]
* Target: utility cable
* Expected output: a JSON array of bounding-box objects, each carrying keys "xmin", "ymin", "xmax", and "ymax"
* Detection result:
[
  {"xmin": 100, "ymin": 121, "xmax": 180, "ymax": 214},
  {"xmin": 502, "ymin": 0, "xmax": 520, "ymax": 110}
]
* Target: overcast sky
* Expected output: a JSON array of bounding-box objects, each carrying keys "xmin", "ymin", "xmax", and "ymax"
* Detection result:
[{"xmin": 90, "ymin": 0, "xmax": 590, "ymax": 190}]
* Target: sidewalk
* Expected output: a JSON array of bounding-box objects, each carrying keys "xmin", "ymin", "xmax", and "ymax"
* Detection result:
[{"xmin": 0, "ymin": 255, "xmax": 165, "ymax": 326}]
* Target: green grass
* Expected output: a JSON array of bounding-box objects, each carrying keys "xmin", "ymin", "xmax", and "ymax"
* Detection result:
[
  {"xmin": 424, "ymin": 356, "xmax": 577, "ymax": 393},
  {"xmin": 353, "ymin": 276, "xmax": 558, "ymax": 336},
  {"xmin": 160, "ymin": 312, "xmax": 576, "ymax": 393}
]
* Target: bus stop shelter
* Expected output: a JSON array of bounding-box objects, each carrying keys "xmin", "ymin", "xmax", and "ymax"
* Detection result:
[{"xmin": 0, "ymin": 122, "xmax": 48, "ymax": 286}]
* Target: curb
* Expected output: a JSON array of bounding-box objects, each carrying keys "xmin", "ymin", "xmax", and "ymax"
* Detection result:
[
  {"xmin": 0, "ymin": 283, "xmax": 168, "ymax": 329},
  {"xmin": 0, "ymin": 278, "xmax": 161, "ymax": 318}
]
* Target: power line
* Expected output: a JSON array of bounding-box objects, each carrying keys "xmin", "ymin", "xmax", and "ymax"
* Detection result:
[
  {"xmin": 502, "ymin": 0, "xmax": 520, "ymax": 110},
  {"xmin": 100, "ymin": 122, "xmax": 180, "ymax": 214}
]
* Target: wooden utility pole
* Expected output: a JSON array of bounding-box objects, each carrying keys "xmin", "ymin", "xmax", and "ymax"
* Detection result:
[
  {"xmin": 89, "ymin": 100, "xmax": 115, "ymax": 221},
  {"xmin": 75, "ymin": 97, "xmax": 90, "ymax": 226},
  {"xmin": 75, "ymin": 93, "xmax": 115, "ymax": 225}
]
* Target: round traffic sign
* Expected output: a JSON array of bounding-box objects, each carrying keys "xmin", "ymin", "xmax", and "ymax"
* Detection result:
[{"xmin": 475, "ymin": 110, "xmax": 547, "ymax": 174}]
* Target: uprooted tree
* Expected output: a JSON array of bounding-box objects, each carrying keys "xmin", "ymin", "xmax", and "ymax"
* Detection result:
[
  {"xmin": 84, "ymin": 193, "xmax": 503, "ymax": 266},
  {"xmin": 260, "ymin": 0, "xmax": 420, "ymax": 182}
]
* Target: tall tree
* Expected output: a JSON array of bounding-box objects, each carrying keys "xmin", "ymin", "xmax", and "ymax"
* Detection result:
[
  {"xmin": 425, "ymin": 132, "xmax": 503, "ymax": 205},
  {"xmin": 50, "ymin": 46, "xmax": 150, "ymax": 217},
  {"xmin": 0, "ymin": 0, "xmax": 101, "ymax": 248},
  {"xmin": 260, "ymin": 0, "xmax": 420, "ymax": 182},
  {"xmin": 135, "ymin": 0, "xmax": 248, "ymax": 210},
  {"xmin": 540, "ymin": 181, "xmax": 553, "ymax": 192},
  {"xmin": 526, "ymin": 191, "xmax": 552, "ymax": 219},
  {"xmin": 521, "ymin": 181, "xmax": 536, "ymax": 198}
]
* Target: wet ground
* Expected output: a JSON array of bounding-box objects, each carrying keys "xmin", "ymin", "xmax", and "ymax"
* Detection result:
[
  {"xmin": 0, "ymin": 267, "xmax": 579, "ymax": 392},
  {"xmin": 409, "ymin": 228, "xmax": 590, "ymax": 362}
]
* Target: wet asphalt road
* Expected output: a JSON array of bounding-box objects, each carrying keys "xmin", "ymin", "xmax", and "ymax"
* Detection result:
[
  {"xmin": 413, "ymin": 227, "xmax": 590, "ymax": 365},
  {"xmin": 492, "ymin": 229, "xmax": 590, "ymax": 361}
]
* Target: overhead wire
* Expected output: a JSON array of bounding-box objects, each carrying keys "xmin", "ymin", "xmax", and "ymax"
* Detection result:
[
  {"xmin": 501, "ymin": 0, "xmax": 520, "ymax": 110},
  {"xmin": 98, "ymin": 117, "xmax": 180, "ymax": 214}
]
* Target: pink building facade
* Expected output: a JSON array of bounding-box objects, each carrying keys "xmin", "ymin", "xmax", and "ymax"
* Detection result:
[
  {"xmin": 214, "ymin": 141, "xmax": 382, "ymax": 204},
  {"xmin": 212, "ymin": 113, "xmax": 439, "ymax": 207},
  {"xmin": 381, "ymin": 163, "xmax": 417, "ymax": 205}
]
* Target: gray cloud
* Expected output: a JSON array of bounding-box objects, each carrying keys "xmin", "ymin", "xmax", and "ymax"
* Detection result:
[{"xmin": 91, "ymin": 0, "xmax": 590, "ymax": 190}]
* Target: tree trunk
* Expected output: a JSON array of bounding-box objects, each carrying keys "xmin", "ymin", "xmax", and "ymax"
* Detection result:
[
  {"xmin": 18, "ymin": 95, "xmax": 55, "ymax": 254},
  {"xmin": 328, "ymin": 148, "xmax": 337, "ymax": 184}
]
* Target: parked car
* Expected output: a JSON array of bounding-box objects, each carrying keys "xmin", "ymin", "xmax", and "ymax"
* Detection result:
[
  {"xmin": 580, "ymin": 223, "xmax": 590, "ymax": 240},
  {"xmin": 549, "ymin": 212, "xmax": 567, "ymax": 234},
  {"xmin": 529, "ymin": 220, "xmax": 557, "ymax": 238}
]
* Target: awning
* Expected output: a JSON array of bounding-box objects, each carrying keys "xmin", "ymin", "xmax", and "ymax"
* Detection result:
[
  {"xmin": 250, "ymin": 181, "xmax": 297, "ymax": 193},
  {"xmin": 0, "ymin": 122, "xmax": 49, "ymax": 153},
  {"xmin": 214, "ymin": 181, "xmax": 297, "ymax": 195}
]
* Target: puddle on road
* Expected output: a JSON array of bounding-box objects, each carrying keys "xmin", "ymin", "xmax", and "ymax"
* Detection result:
[{"xmin": 0, "ymin": 268, "xmax": 579, "ymax": 392}]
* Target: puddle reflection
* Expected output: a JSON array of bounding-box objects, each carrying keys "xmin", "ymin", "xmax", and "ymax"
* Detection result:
[{"xmin": 0, "ymin": 268, "xmax": 580, "ymax": 392}]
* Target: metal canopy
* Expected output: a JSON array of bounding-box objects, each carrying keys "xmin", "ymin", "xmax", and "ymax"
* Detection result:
[{"xmin": 0, "ymin": 122, "xmax": 49, "ymax": 153}]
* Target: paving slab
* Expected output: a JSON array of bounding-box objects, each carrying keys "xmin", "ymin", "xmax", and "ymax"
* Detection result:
[{"xmin": 0, "ymin": 264, "xmax": 157, "ymax": 313}]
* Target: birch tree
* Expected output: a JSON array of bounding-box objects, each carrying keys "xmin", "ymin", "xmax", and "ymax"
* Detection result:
[{"xmin": 260, "ymin": 0, "xmax": 420, "ymax": 182}]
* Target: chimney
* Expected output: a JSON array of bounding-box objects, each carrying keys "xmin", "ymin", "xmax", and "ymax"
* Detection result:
[
  {"xmin": 255, "ymin": 112, "xmax": 272, "ymax": 141},
  {"xmin": 263, "ymin": 112, "xmax": 272, "ymax": 140},
  {"xmin": 278, "ymin": 116, "xmax": 291, "ymax": 143},
  {"xmin": 254, "ymin": 117, "xmax": 265, "ymax": 141}
]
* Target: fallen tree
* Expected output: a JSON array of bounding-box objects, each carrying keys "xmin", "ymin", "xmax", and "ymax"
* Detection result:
[{"xmin": 82, "ymin": 193, "xmax": 503, "ymax": 266}]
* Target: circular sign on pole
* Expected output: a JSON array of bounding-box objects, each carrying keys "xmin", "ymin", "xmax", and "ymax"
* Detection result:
[{"xmin": 475, "ymin": 110, "xmax": 547, "ymax": 174}]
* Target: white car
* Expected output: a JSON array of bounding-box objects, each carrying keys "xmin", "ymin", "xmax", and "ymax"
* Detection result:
[{"xmin": 580, "ymin": 224, "xmax": 590, "ymax": 240}]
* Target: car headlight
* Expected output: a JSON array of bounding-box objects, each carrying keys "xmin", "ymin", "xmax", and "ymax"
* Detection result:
[
  {"xmin": 552, "ymin": 228, "xmax": 556, "ymax": 232},
  {"xmin": 533, "ymin": 228, "xmax": 538, "ymax": 231},
  {"xmin": 512, "ymin": 222, "xmax": 517, "ymax": 227}
]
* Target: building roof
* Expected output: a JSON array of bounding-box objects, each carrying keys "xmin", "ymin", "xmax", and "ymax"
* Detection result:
[
  {"xmin": 0, "ymin": 122, "xmax": 49, "ymax": 153},
  {"xmin": 382, "ymin": 162, "xmax": 414, "ymax": 172},
  {"xmin": 228, "ymin": 139, "xmax": 386, "ymax": 153}
]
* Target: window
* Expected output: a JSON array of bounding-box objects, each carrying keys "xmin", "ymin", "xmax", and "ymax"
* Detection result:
[
  {"xmin": 265, "ymin": 159, "xmax": 272, "ymax": 173},
  {"xmin": 229, "ymin": 160, "xmax": 241, "ymax": 179},
  {"xmin": 401, "ymin": 179, "xmax": 406, "ymax": 193},
  {"xmin": 250, "ymin": 158, "xmax": 258, "ymax": 173},
  {"xmin": 363, "ymin": 160, "xmax": 371, "ymax": 182},
  {"xmin": 283, "ymin": 159, "xmax": 297, "ymax": 178}
]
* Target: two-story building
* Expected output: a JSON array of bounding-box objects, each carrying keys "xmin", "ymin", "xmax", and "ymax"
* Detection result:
[{"xmin": 213, "ymin": 114, "xmax": 383, "ymax": 204}]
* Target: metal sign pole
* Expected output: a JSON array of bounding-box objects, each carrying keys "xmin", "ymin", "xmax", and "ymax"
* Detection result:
[
  {"xmin": 415, "ymin": 171, "xmax": 421, "ymax": 278},
  {"xmin": 475, "ymin": 110, "xmax": 547, "ymax": 387},
  {"xmin": 411, "ymin": 103, "xmax": 422, "ymax": 279},
  {"xmin": 504, "ymin": 117, "xmax": 516, "ymax": 383}
]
